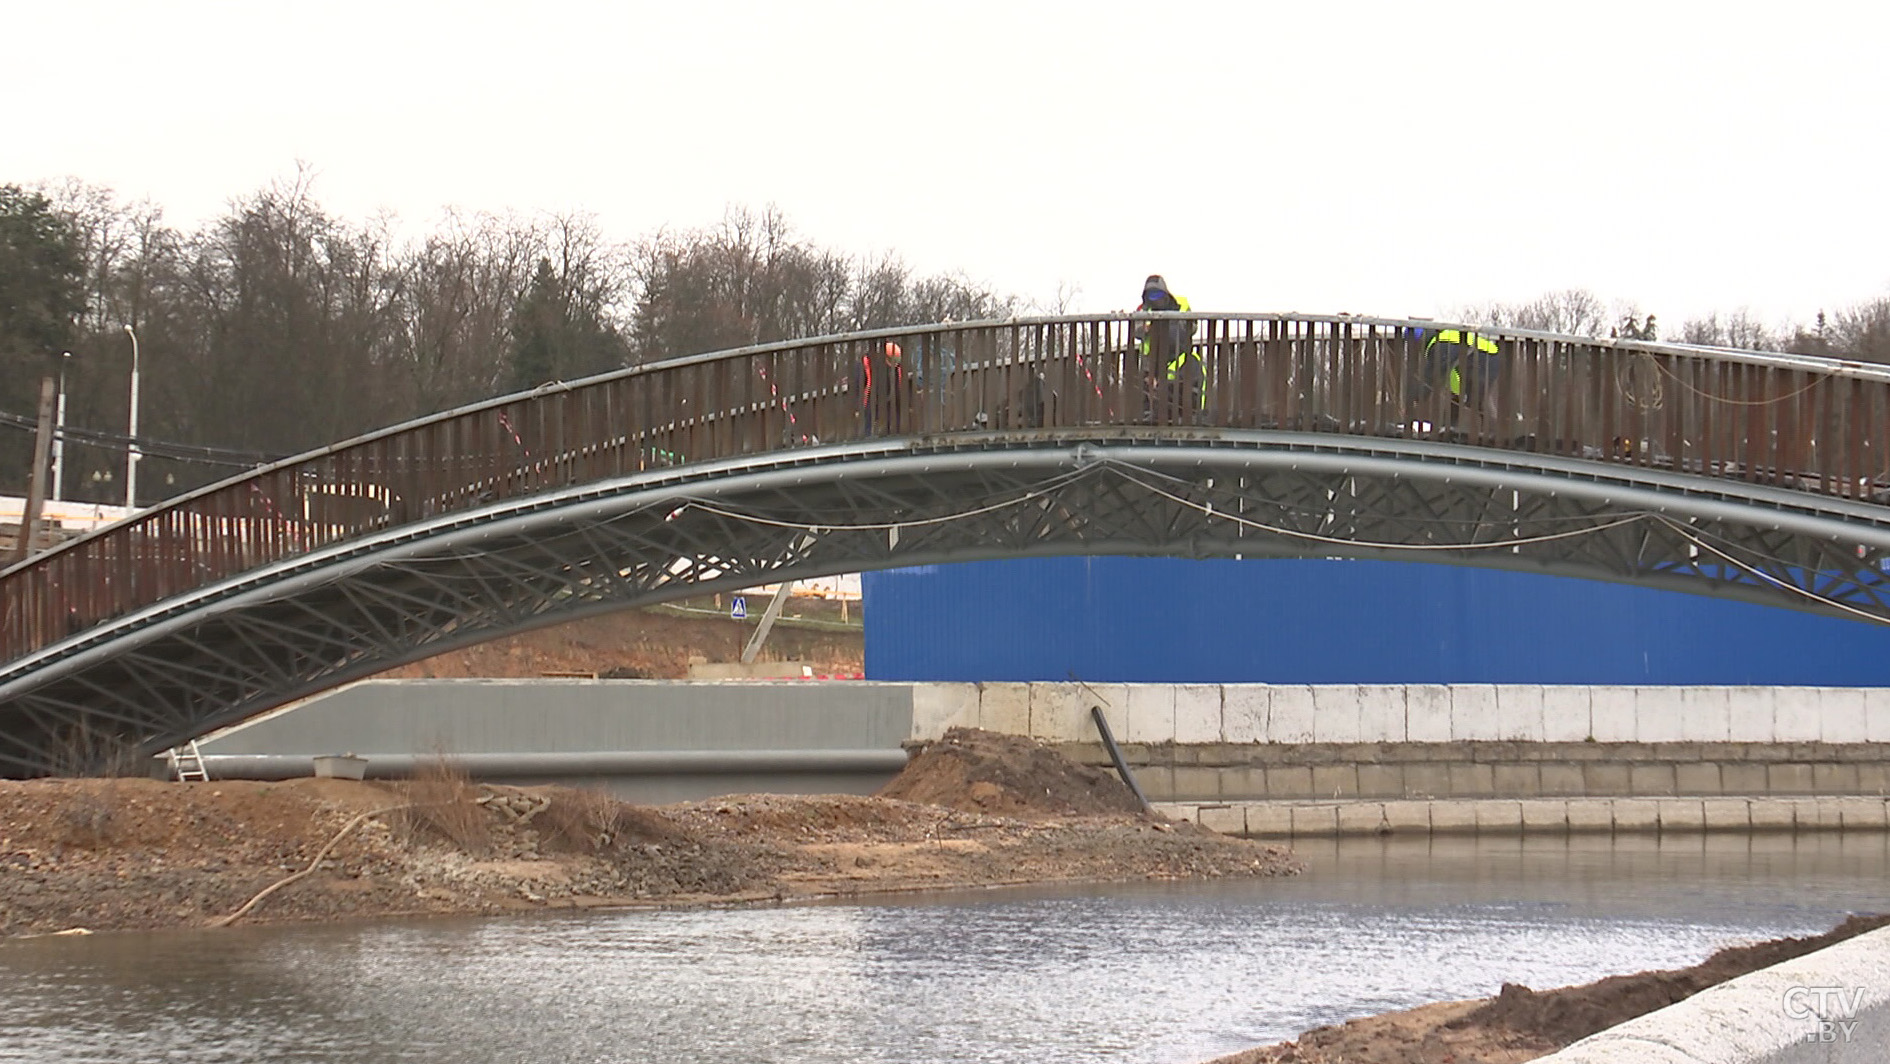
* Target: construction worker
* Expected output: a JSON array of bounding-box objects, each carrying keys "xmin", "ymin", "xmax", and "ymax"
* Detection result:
[
  {"xmin": 855, "ymin": 340, "xmax": 912, "ymax": 435},
  {"xmin": 1414, "ymin": 326, "xmax": 1501, "ymax": 434},
  {"xmin": 1135, "ymin": 274, "xmax": 1204, "ymax": 423}
]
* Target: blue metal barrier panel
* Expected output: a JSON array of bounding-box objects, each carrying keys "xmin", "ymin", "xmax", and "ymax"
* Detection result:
[{"xmin": 862, "ymin": 557, "xmax": 1890, "ymax": 685}]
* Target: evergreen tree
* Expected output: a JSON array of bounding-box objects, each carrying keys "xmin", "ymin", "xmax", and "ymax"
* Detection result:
[
  {"xmin": 0, "ymin": 184, "xmax": 85, "ymax": 367},
  {"xmin": 0, "ymin": 184, "xmax": 87, "ymax": 482},
  {"xmin": 507, "ymin": 255, "xmax": 628, "ymax": 391}
]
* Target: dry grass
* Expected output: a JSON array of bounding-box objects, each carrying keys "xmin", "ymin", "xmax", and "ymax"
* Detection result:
[
  {"xmin": 387, "ymin": 757, "xmax": 492, "ymax": 852},
  {"xmin": 534, "ymin": 790, "xmax": 695, "ymax": 852},
  {"xmin": 534, "ymin": 786, "xmax": 625, "ymax": 852},
  {"xmin": 43, "ymin": 720, "xmax": 148, "ymax": 780}
]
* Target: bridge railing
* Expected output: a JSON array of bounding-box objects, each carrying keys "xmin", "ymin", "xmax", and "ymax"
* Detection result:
[{"xmin": 4, "ymin": 313, "xmax": 1889, "ymax": 663}]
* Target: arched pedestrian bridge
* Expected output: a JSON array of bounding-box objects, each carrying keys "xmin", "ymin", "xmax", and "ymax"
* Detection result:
[{"xmin": 4, "ymin": 312, "xmax": 1889, "ymax": 776}]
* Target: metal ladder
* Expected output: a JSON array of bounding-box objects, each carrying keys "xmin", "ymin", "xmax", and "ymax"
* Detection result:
[{"xmin": 166, "ymin": 740, "xmax": 210, "ymax": 783}]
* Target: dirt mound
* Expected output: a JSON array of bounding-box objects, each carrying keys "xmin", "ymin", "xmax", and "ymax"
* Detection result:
[
  {"xmin": 1457, "ymin": 912, "xmax": 1890, "ymax": 1047},
  {"xmin": 0, "ymin": 776, "xmax": 780, "ymax": 935},
  {"xmin": 0, "ymin": 777, "xmax": 426, "ymax": 935},
  {"xmin": 1213, "ymin": 999, "xmax": 1541, "ymax": 1064},
  {"xmin": 1214, "ymin": 912, "xmax": 1890, "ymax": 1064},
  {"xmin": 877, "ymin": 727, "xmax": 1148, "ymax": 819},
  {"xmin": 665, "ymin": 793, "xmax": 971, "ymax": 844}
]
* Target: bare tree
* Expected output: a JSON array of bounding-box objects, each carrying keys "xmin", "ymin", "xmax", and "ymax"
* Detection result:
[
  {"xmin": 1677, "ymin": 310, "xmax": 1779, "ymax": 351},
  {"xmin": 1830, "ymin": 298, "xmax": 1890, "ymax": 365},
  {"xmin": 30, "ymin": 180, "xmax": 184, "ymax": 500},
  {"xmin": 1459, "ymin": 289, "xmax": 1611, "ymax": 336},
  {"xmin": 391, "ymin": 209, "xmax": 536, "ymax": 410},
  {"xmin": 503, "ymin": 212, "xmax": 631, "ymax": 390},
  {"xmin": 634, "ymin": 206, "xmax": 869, "ymax": 361},
  {"xmin": 161, "ymin": 167, "xmax": 407, "ymax": 453},
  {"xmin": 12, "ymin": 182, "xmax": 1033, "ymax": 501},
  {"xmin": 1032, "ymin": 280, "xmax": 1084, "ymax": 315}
]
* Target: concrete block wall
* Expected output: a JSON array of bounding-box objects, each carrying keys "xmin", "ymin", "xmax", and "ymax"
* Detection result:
[
  {"xmin": 1159, "ymin": 796, "xmax": 1890, "ymax": 839},
  {"xmin": 192, "ymin": 678, "xmax": 1890, "ymax": 824},
  {"xmin": 1078, "ymin": 741, "xmax": 1890, "ymax": 802},
  {"xmin": 917, "ymin": 683, "xmax": 1890, "ymax": 833},
  {"xmin": 907, "ymin": 683, "xmax": 1890, "ymax": 746}
]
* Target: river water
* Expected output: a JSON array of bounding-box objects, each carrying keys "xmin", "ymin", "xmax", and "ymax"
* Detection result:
[{"xmin": 4, "ymin": 833, "xmax": 1888, "ymax": 1064}]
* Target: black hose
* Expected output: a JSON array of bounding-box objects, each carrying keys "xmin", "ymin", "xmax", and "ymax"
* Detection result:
[{"xmin": 1090, "ymin": 705, "xmax": 1152, "ymax": 814}]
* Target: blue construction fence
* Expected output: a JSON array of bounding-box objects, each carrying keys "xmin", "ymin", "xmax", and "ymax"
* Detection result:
[{"xmin": 861, "ymin": 556, "xmax": 1890, "ymax": 685}]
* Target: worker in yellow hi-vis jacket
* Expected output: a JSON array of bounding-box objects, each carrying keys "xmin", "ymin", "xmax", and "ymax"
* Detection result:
[
  {"xmin": 1413, "ymin": 326, "xmax": 1501, "ymax": 435},
  {"xmin": 1134, "ymin": 274, "xmax": 1204, "ymax": 424}
]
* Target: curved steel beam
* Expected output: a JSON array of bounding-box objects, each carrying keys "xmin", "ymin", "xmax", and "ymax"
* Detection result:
[
  {"xmin": 10, "ymin": 311, "xmax": 1890, "ymax": 668},
  {"xmin": 3, "ymin": 432, "xmax": 1887, "ymax": 776}
]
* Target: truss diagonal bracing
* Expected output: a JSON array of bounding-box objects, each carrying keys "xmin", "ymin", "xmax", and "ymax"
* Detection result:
[
  {"xmin": 4, "ymin": 433, "xmax": 1890, "ymax": 776},
  {"xmin": 8, "ymin": 308, "xmax": 1890, "ymax": 775}
]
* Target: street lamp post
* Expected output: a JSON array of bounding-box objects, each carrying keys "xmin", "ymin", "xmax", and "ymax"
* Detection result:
[
  {"xmin": 123, "ymin": 325, "xmax": 140, "ymax": 510},
  {"xmin": 51, "ymin": 351, "xmax": 72, "ymax": 502}
]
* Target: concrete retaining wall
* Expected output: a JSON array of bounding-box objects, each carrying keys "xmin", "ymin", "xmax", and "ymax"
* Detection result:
[
  {"xmin": 1054, "ymin": 740, "xmax": 1890, "ymax": 803},
  {"xmin": 197, "ymin": 679, "xmax": 918, "ymax": 802},
  {"xmin": 1534, "ymin": 925, "xmax": 1890, "ymax": 1062},
  {"xmin": 190, "ymin": 679, "xmax": 1890, "ymax": 824},
  {"xmin": 909, "ymin": 683, "xmax": 1890, "ymax": 745},
  {"xmin": 1158, "ymin": 797, "xmax": 1890, "ymax": 838},
  {"xmin": 917, "ymin": 683, "xmax": 1890, "ymax": 834}
]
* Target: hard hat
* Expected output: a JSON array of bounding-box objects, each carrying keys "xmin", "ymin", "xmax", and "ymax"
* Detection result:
[{"xmin": 883, "ymin": 341, "xmax": 903, "ymax": 362}]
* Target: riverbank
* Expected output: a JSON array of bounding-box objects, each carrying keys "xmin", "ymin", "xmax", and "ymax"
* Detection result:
[
  {"xmin": 0, "ymin": 729, "xmax": 1298, "ymax": 937},
  {"xmin": 1206, "ymin": 912, "xmax": 1890, "ymax": 1063}
]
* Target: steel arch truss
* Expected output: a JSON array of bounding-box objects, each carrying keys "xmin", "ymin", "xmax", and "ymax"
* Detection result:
[{"xmin": 4, "ymin": 434, "xmax": 1890, "ymax": 776}]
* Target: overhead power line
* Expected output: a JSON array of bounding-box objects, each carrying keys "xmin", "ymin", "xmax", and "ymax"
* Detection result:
[{"xmin": 0, "ymin": 408, "xmax": 289, "ymax": 468}]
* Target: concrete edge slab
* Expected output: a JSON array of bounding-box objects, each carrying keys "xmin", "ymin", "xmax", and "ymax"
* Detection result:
[
  {"xmin": 1536, "ymin": 925, "xmax": 1890, "ymax": 1062},
  {"xmin": 1170, "ymin": 798, "xmax": 1890, "ymax": 839}
]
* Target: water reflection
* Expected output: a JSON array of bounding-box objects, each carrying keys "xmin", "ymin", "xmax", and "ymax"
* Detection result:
[{"xmin": 3, "ymin": 833, "xmax": 1886, "ymax": 1064}]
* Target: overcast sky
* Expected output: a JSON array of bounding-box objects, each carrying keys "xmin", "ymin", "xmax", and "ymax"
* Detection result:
[{"xmin": 11, "ymin": 0, "xmax": 1887, "ymax": 330}]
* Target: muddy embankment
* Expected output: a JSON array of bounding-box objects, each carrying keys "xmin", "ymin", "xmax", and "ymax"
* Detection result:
[
  {"xmin": 1208, "ymin": 913, "xmax": 1890, "ymax": 1064},
  {"xmin": 0, "ymin": 728, "xmax": 1296, "ymax": 938}
]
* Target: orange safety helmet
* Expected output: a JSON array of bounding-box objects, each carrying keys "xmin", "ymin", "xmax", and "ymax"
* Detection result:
[{"xmin": 883, "ymin": 341, "xmax": 903, "ymax": 363}]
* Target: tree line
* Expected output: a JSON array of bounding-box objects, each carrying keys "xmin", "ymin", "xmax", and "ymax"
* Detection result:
[
  {"xmin": 0, "ymin": 174, "xmax": 1016, "ymax": 503},
  {"xmin": 6, "ymin": 174, "xmax": 1890, "ymax": 507},
  {"xmin": 1459, "ymin": 287, "xmax": 1890, "ymax": 359}
]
